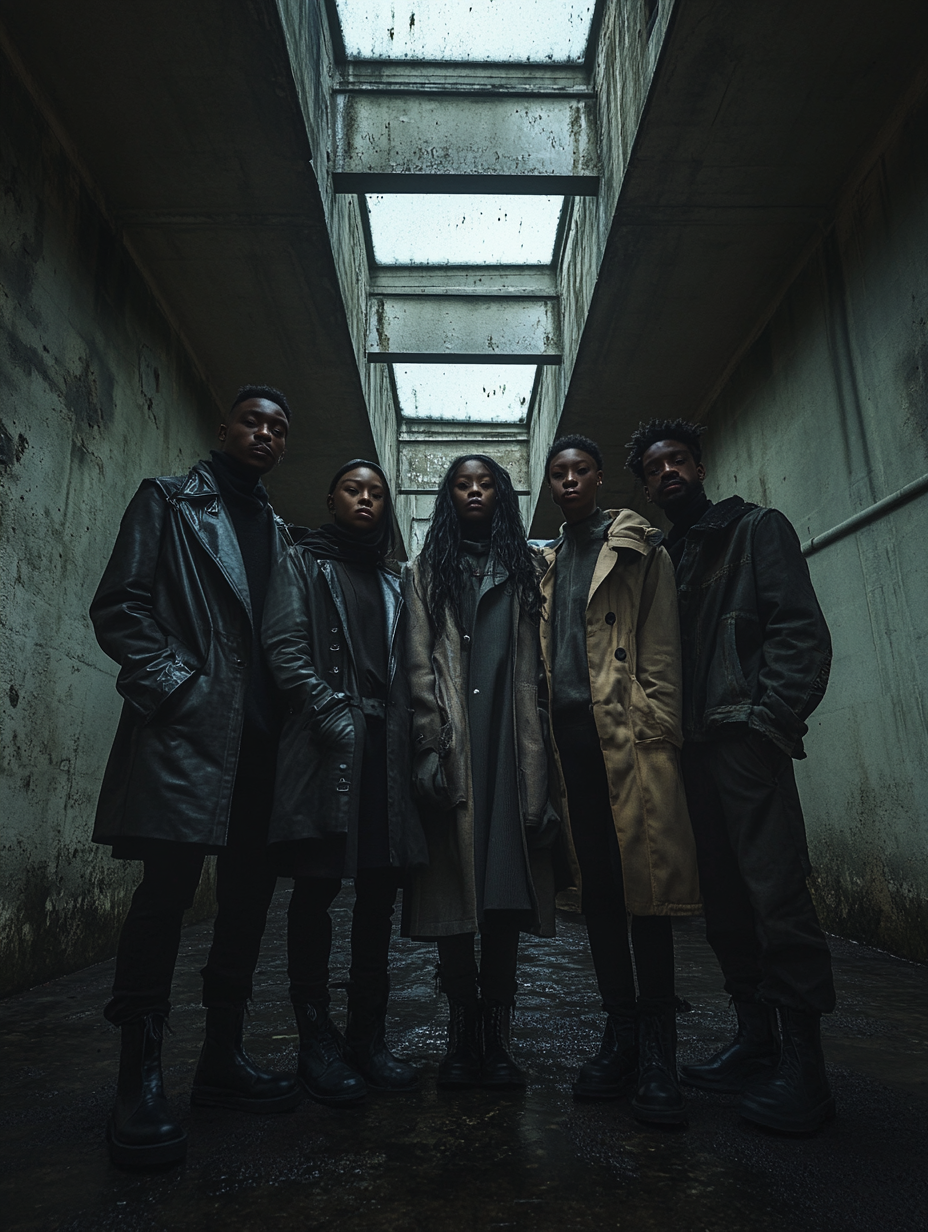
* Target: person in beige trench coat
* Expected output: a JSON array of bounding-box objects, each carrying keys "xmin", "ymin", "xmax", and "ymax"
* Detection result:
[{"xmin": 539, "ymin": 434, "xmax": 700, "ymax": 1126}]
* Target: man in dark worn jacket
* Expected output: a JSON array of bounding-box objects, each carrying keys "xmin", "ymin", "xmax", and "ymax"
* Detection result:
[
  {"xmin": 628, "ymin": 418, "xmax": 836, "ymax": 1134},
  {"xmin": 90, "ymin": 386, "xmax": 301, "ymax": 1169}
]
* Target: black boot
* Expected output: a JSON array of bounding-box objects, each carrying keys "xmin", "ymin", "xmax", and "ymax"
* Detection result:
[
  {"xmin": 572, "ymin": 1014, "xmax": 637, "ymax": 1100},
  {"xmin": 631, "ymin": 1009, "xmax": 687, "ymax": 1125},
  {"xmin": 679, "ymin": 999, "xmax": 779, "ymax": 1094},
  {"xmin": 437, "ymin": 996, "xmax": 482, "ymax": 1089},
  {"xmin": 191, "ymin": 1005, "xmax": 302, "ymax": 1112},
  {"xmin": 481, "ymin": 1000, "xmax": 526, "ymax": 1090},
  {"xmin": 107, "ymin": 1014, "xmax": 187, "ymax": 1170},
  {"xmin": 739, "ymin": 1007, "xmax": 835, "ymax": 1132},
  {"xmin": 294, "ymin": 1002, "xmax": 367, "ymax": 1107},
  {"xmin": 346, "ymin": 1005, "xmax": 418, "ymax": 1092}
]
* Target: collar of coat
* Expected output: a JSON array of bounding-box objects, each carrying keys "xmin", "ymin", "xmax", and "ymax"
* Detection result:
[
  {"xmin": 170, "ymin": 460, "xmax": 289, "ymax": 536},
  {"xmin": 538, "ymin": 508, "xmax": 664, "ymax": 614},
  {"xmin": 685, "ymin": 494, "xmax": 758, "ymax": 535}
]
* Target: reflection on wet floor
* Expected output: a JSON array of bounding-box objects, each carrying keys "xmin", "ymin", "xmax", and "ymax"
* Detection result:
[{"xmin": 2, "ymin": 886, "xmax": 926, "ymax": 1232}]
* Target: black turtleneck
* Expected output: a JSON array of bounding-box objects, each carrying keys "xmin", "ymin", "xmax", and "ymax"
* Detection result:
[
  {"xmin": 208, "ymin": 450, "xmax": 280, "ymax": 740},
  {"xmin": 665, "ymin": 492, "xmax": 711, "ymax": 569},
  {"xmin": 551, "ymin": 507, "xmax": 613, "ymax": 733}
]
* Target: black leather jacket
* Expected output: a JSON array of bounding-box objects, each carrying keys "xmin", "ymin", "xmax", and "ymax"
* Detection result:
[
  {"xmin": 261, "ymin": 547, "xmax": 428, "ymax": 869},
  {"xmin": 90, "ymin": 462, "xmax": 290, "ymax": 846},
  {"xmin": 673, "ymin": 496, "xmax": 831, "ymax": 758}
]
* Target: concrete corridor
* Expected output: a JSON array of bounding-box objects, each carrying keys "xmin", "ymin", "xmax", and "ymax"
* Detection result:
[{"xmin": 2, "ymin": 888, "xmax": 925, "ymax": 1232}]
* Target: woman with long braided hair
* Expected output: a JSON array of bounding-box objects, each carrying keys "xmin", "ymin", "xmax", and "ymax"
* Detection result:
[{"xmin": 404, "ymin": 455, "xmax": 559, "ymax": 1089}]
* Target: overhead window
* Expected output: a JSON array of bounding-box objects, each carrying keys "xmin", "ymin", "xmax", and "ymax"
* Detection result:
[
  {"xmin": 366, "ymin": 194, "xmax": 563, "ymax": 266},
  {"xmin": 394, "ymin": 363, "xmax": 536, "ymax": 422},
  {"xmin": 335, "ymin": 0, "xmax": 596, "ymax": 63}
]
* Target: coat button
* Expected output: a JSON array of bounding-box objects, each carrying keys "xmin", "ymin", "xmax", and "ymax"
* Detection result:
[
  {"xmin": 339, "ymin": 763, "xmax": 348, "ymax": 770},
  {"xmin": 473, "ymin": 688, "xmax": 480, "ymax": 695},
  {"xmin": 330, "ymin": 643, "xmax": 340, "ymax": 651},
  {"xmin": 614, "ymin": 647, "xmax": 627, "ymax": 661},
  {"xmin": 605, "ymin": 612, "xmax": 616, "ymax": 625},
  {"xmin": 331, "ymin": 627, "xmax": 338, "ymax": 633},
  {"xmin": 331, "ymin": 666, "xmax": 340, "ymax": 673}
]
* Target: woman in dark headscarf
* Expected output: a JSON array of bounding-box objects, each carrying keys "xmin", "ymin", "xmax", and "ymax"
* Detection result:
[{"xmin": 262, "ymin": 460, "xmax": 427, "ymax": 1106}]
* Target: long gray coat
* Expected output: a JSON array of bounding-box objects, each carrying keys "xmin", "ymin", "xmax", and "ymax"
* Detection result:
[
  {"xmin": 403, "ymin": 557, "xmax": 558, "ymax": 938},
  {"xmin": 90, "ymin": 462, "xmax": 290, "ymax": 847}
]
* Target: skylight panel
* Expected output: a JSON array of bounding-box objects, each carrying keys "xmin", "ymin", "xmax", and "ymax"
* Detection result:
[
  {"xmin": 394, "ymin": 364, "xmax": 535, "ymax": 422},
  {"xmin": 367, "ymin": 195, "xmax": 562, "ymax": 265},
  {"xmin": 336, "ymin": 1, "xmax": 596, "ymax": 63}
]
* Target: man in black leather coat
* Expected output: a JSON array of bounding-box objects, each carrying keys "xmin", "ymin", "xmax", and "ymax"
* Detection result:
[
  {"xmin": 90, "ymin": 386, "xmax": 301, "ymax": 1169},
  {"xmin": 628, "ymin": 418, "xmax": 836, "ymax": 1134}
]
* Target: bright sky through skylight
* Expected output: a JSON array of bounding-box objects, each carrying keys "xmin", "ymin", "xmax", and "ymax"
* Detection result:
[
  {"xmin": 367, "ymin": 195, "xmax": 562, "ymax": 265},
  {"xmin": 336, "ymin": 1, "xmax": 596, "ymax": 63},
  {"xmin": 394, "ymin": 364, "xmax": 535, "ymax": 421}
]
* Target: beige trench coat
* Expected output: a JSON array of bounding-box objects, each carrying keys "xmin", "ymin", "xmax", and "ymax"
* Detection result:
[
  {"xmin": 539, "ymin": 509, "xmax": 701, "ymax": 916},
  {"xmin": 402, "ymin": 559, "xmax": 558, "ymax": 938}
]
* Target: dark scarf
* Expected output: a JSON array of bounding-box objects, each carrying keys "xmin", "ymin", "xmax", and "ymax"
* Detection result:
[
  {"xmin": 299, "ymin": 522, "xmax": 386, "ymax": 570},
  {"xmin": 209, "ymin": 449, "xmax": 270, "ymax": 512}
]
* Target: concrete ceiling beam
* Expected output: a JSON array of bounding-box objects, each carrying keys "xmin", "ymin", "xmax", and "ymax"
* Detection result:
[
  {"xmin": 332, "ymin": 91, "xmax": 600, "ymax": 195},
  {"xmin": 370, "ymin": 266, "xmax": 558, "ymax": 297},
  {"xmin": 367, "ymin": 293, "xmax": 561, "ymax": 364}
]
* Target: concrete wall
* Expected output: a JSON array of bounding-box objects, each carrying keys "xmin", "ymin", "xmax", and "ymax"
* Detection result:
[
  {"xmin": 0, "ymin": 54, "xmax": 218, "ymax": 995},
  {"xmin": 703, "ymin": 92, "xmax": 928, "ymax": 960}
]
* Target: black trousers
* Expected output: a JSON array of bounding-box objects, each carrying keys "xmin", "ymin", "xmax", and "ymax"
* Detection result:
[
  {"xmin": 681, "ymin": 735, "xmax": 835, "ymax": 1014},
  {"xmin": 287, "ymin": 869, "xmax": 402, "ymax": 1013},
  {"xmin": 556, "ymin": 724, "xmax": 675, "ymax": 1019},
  {"xmin": 437, "ymin": 915, "xmax": 522, "ymax": 1007},
  {"xmin": 105, "ymin": 762, "xmax": 278, "ymax": 1026}
]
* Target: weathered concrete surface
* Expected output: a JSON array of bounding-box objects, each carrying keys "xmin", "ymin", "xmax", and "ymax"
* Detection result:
[
  {"xmin": 2, "ymin": 886, "xmax": 926, "ymax": 1231},
  {"xmin": 367, "ymin": 293, "xmax": 561, "ymax": 363},
  {"xmin": 0, "ymin": 0, "xmax": 381, "ymax": 531},
  {"xmin": 701, "ymin": 92, "xmax": 928, "ymax": 960},
  {"xmin": 333, "ymin": 89, "xmax": 600, "ymax": 194},
  {"xmin": 0, "ymin": 55, "xmax": 217, "ymax": 996},
  {"xmin": 530, "ymin": 0, "xmax": 928, "ymax": 537}
]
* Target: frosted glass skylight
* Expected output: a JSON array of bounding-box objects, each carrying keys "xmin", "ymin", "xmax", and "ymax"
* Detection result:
[
  {"xmin": 394, "ymin": 364, "xmax": 535, "ymax": 421},
  {"xmin": 367, "ymin": 195, "xmax": 562, "ymax": 265},
  {"xmin": 336, "ymin": 1, "xmax": 596, "ymax": 63}
]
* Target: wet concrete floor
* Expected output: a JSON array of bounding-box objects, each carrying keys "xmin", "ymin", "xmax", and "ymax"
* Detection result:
[{"xmin": 2, "ymin": 887, "xmax": 926, "ymax": 1232}]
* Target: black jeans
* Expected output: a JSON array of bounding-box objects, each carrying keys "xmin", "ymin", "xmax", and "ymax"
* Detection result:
[
  {"xmin": 556, "ymin": 724, "xmax": 675, "ymax": 1018},
  {"xmin": 437, "ymin": 915, "xmax": 521, "ymax": 1007},
  {"xmin": 681, "ymin": 735, "xmax": 835, "ymax": 1014},
  {"xmin": 287, "ymin": 869, "xmax": 402, "ymax": 1013},
  {"xmin": 105, "ymin": 766, "xmax": 278, "ymax": 1025}
]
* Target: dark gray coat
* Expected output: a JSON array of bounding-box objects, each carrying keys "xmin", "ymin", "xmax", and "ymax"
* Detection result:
[
  {"xmin": 90, "ymin": 462, "xmax": 290, "ymax": 846},
  {"xmin": 674, "ymin": 497, "xmax": 832, "ymax": 757},
  {"xmin": 261, "ymin": 547, "xmax": 428, "ymax": 869}
]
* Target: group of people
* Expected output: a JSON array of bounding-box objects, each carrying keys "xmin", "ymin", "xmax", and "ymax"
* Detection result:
[{"xmin": 90, "ymin": 385, "xmax": 836, "ymax": 1171}]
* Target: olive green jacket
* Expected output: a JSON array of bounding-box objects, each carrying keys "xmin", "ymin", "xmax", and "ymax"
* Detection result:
[{"xmin": 539, "ymin": 509, "xmax": 701, "ymax": 916}]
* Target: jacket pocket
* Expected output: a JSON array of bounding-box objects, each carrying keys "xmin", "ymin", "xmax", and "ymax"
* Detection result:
[{"xmin": 708, "ymin": 614, "xmax": 752, "ymax": 708}]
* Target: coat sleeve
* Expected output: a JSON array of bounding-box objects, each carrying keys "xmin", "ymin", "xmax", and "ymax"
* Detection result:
[
  {"xmin": 261, "ymin": 547, "xmax": 344, "ymax": 718},
  {"xmin": 634, "ymin": 545, "xmax": 685, "ymax": 746},
  {"xmin": 750, "ymin": 510, "xmax": 832, "ymax": 748},
  {"xmin": 89, "ymin": 480, "xmax": 200, "ymax": 725},
  {"xmin": 403, "ymin": 564, "xmax": 443, "ymax": 751}
]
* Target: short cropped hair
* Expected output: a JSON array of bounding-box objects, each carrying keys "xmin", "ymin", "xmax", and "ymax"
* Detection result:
[
  {"xmin": 230, "ymin": 384, "xmax": 292, "ymax": 421},
  {"xmin": 625, "ymin": 418, "xmax": 706, "ymax": 479},
  {"xmin": 545, "ymin": 433, "xmax": 604, "ymax": 479}
]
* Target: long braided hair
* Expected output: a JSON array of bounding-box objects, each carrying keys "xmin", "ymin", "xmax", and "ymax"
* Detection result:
[{"xmin": 419, "ymin": 454, "xmax": 542, "ymax": 636}]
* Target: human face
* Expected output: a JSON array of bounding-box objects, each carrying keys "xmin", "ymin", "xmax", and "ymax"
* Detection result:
[
  {"xmin": 640, "ymin": 439, "xmax": 706, "ymax": 513},
  {"xmin": 328, "ymin": 466, "xmax": 386, "ymax": 534},
  {"xmin": 219, "ymin": 398, "xmax": 288, "ymax": 474},
  {"xmin": 450, "ymin": 459, "xmax": 496, "ymax": 531},
  {"xmin": 547, "ymin": 448, "xmax": 603, "ymax": 524}
]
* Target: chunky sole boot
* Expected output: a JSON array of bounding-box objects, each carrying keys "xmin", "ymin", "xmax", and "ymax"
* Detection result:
[
  {"xmin": 572, "ymin": 1015, "xmax": 637, "ymax": 1100},
  {"xmin": 437, "ymin": 997, "xmax": 482, "ymax": 1089},
  {"xmin": 680, "ymin": 999, "xmax": 779, "ymax": 1094},
  {"xmin": 346, "ymin": 1007, "xmax": 418, "ymax": 1092},
  {"xmin": 740, "ymin": 1007, "xmax": 835, "ymax": 1133},
  {"xmin": 631, "ymin": 1011, "xmax": 687, "ymax": 1126},
  {"xmin": 482, "ymin": 1001, "xmax": 526, "ymax": 1090},
  {"xmin": 107, "ymin": 1015, "xmax": 187, "ymax": 1171},
  {"xmin": 294, "ymin": 1002, "xmax": 367, "ymax": 1107},
  {"xmin": 191, "ymin": 1005, "xmax": 302, "ymax": 1113}
]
